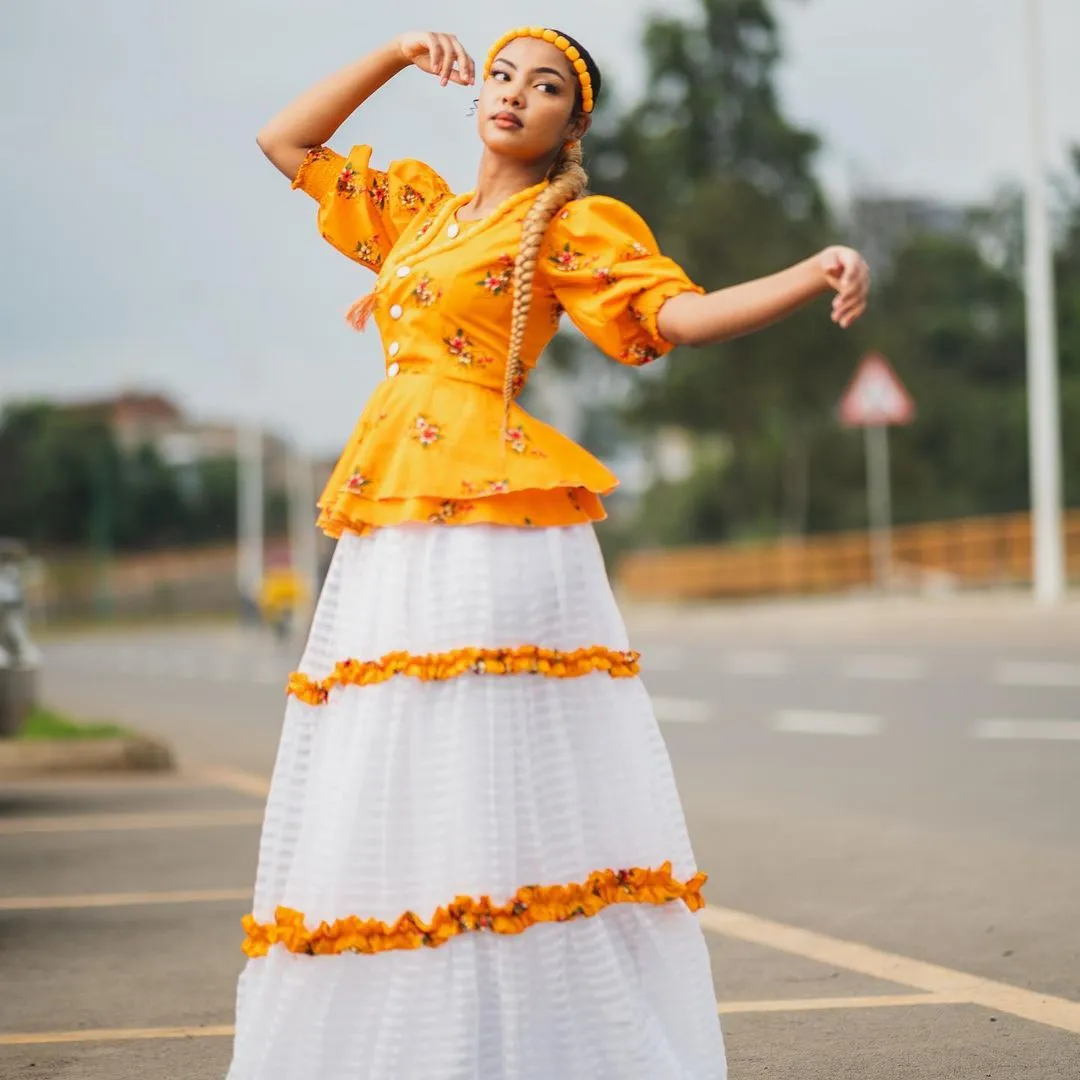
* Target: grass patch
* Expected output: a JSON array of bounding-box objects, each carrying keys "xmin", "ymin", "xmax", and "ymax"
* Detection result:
[{"xmin": 19, "ymin": 708, "xmax": 131, "ymax": 741}]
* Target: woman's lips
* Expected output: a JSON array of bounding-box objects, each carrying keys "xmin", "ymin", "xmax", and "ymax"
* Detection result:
[{"xmin": 492, "ymin": 112, "xmax": 523, "ymax": 129}]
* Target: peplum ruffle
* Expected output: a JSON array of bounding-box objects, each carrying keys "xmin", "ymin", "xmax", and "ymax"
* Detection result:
[{"xmin": 316, "ymin": 371, "xmax": 618, "ymax": 537}]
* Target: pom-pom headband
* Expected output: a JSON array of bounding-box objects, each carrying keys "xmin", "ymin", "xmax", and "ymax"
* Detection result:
[{"xmin": 484, "ymin": 27, "xmax": 595, "ymax": 113}]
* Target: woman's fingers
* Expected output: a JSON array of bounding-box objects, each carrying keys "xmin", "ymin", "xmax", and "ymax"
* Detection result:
[
  {"xmin": 424, "ymin": 32, "xmax": 444, "ymax": 77},
  {"xmin": 448, "ymin": 37, "xmax": 474, "ymax": 86}
]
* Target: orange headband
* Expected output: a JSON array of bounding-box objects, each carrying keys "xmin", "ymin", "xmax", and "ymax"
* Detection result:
[{"xmin": 484, "ymin": 27, "xmax": 595, "ymax": 113}]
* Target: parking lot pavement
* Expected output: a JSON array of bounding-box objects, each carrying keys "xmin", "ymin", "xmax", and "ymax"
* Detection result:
[{"xmin": 3, "ymin": 763, "xmax": 1079, "ymax": 1078}]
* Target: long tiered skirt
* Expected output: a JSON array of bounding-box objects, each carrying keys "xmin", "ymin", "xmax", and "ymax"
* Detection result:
[{"xmin": 226, "ymin": 523, "xmax": 726, "ymax": 1079}]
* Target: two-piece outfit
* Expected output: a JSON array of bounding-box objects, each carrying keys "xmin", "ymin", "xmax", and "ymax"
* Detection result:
[{"xmin": 225, "ymin": 132, "xmax": 727, "ymax": 1079}]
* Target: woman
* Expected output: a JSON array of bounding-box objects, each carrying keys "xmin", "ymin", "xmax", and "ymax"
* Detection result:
[{"xmin": 229, "ymin": 27, "xmax": 869, "ymax": 1080}]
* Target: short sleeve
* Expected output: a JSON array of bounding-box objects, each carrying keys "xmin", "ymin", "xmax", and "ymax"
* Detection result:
[
  {"xmin": 542, "ymin": 196, "xmax": 703, "ymax": 365},
  {"xmin": 292, "ymin": 145, "xmax": 452, "ymax": 272}
]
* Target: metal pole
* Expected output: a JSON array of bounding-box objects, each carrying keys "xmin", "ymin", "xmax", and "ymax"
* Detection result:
[
  {"xmin": 1022, "ymin": 0, "xmax": 1066, "ymax": 605},
  {"xmin": 865, "ymin": 424, "xmax": 893, "ymax": 590},
  {"xmin": 237, "ymin": 424, "xmax": 264, "ymax": 619},
  {"xmin": 288, "ymin": 446, "xmax": 319, "ymax": 631}
]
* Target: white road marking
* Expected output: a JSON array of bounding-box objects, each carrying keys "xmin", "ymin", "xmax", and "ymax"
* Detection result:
[
  {"xmin": 652, "ymin": 697, "xmax": 711, "ymax": 723},
  {"xmin": 726, "ymin": 650, "xmax": 788, "ymax": 677},
  {"xmin": 995, "ymin": 661, "xmax": 1080, "ymax": 687},
  {"xmin": 772, "ymin": 710, "xmax": 884, "ymax": 737},
  {"xmin": 973, "ymin": 719, "xmax": 1080, "ymax": 742},
  {"xmin": 842, "ymin": 654, "xmax": 924, "ymax": 681}
]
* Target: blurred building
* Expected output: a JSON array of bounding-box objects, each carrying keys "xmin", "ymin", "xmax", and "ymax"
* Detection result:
[{"xmin": 64, "ymin": 392, "xmax": 293, "ymax": 487}]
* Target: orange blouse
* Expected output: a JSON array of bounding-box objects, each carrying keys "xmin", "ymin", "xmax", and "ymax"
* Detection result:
[{"xmin": 293, "ymin": 145, "xmax": 702, "ymax": 537}]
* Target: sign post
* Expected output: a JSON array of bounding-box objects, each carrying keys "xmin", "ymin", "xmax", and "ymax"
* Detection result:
[{"xmin": 839, "ymin": 354, "xmax": 916, "ymax": 591}]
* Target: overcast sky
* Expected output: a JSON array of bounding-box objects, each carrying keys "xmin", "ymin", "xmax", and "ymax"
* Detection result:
[{"xmin": 2, "ymin": 0, "xmax": 1078, "ymax": 454}]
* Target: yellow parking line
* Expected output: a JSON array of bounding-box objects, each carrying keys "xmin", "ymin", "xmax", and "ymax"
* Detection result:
[
  {"xmin": 701, "ymin": 905, "xmax": 1080, "ymax": 1034},
  {"xmin": 0, "ymin": 809, "xmax": 262, "ymax": 835},
  {"xmin": 718, "ymin": 992, "xmax": 965, "ymax": 1015},
  {"xmin": 0, "ymin": 1025, "xmax": 234, "ymax": 1047},
  {"xmin": 0, "ymin": 888, "xmax": 250, "ymax": 912},
  {"xmin": 0, "ymin": 993, "xmax": 966, "ymax": 1046}
]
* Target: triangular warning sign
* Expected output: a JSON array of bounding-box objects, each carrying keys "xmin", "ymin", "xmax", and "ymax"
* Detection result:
[{"xmin": 838, "ymin": 353, "xmax": 915, "ymax": 427}]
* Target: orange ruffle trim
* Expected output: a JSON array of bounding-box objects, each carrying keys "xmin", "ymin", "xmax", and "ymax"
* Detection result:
[
  {"xmin": 242, "ymin": 862, "xmax": 706, "ymax": 958},
  {"xmin": 288, "ymin": 644, "xmax": 641, "ymax": 705}
]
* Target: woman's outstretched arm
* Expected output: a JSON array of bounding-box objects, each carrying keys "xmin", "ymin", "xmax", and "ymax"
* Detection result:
[
  {"xmin": 658, "ymin": 245, "xmax": 871, "ymax": 345},
  {"xmin": 257, "ymin": 32, "xmax": 476, "ymax": 180}
]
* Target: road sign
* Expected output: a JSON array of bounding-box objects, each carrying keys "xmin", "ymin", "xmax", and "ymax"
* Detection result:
[{"xmin": 839, "ymin": 353, "xmax": 915, "ymax": 428}]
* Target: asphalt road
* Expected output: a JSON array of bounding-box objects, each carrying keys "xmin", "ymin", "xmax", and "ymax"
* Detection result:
[{"xmin": 4, "ymin": 592, "xmax": 1079, "ymax": 1078}]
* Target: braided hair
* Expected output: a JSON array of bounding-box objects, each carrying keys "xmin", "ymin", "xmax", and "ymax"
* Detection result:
[{"xmin": 501, "ymin": 32, "xmax": 602, "ymax": 428}]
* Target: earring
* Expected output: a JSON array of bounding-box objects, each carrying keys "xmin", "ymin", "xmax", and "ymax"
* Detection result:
[{"xmin": 467, "ymin": 98, "xmax": 479, "ymax": 118}]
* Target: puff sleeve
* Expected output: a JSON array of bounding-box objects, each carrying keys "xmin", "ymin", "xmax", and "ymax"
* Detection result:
[
  {"xmin": 291, "ymin": 145, "xmax": 453, "ymax": 272},
  {"xmin": 542, "ymin": 195, "xmax": 704, "ymax": 364}
]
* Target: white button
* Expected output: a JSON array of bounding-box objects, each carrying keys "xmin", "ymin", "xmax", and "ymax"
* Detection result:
[
  {"xmin": 388, "ymin": 342, "xmax": 400, "ymax": 357},
  {"xmin": 396, "ymin": 266, "xmax": 411, "ymax": 278},
  {"xmin": 447, "ymin": 223, "xmax": 460, "ymax": 238},
  {"xmin": 390, "ymin": 304, "xmax": 403, "ymax": 319},
  {"xmin": 387, "ymin": 362, "xmax": 400, "ymax": 377}
]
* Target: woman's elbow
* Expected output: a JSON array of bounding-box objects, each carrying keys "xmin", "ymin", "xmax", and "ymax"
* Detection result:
[{"xmin": 657, "ymin": 292, "xmax": 704, "ymax": 347}]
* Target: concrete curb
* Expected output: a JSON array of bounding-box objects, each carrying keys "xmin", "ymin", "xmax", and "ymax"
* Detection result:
[{"xmin": 0, "ymin": 735, "xmax": 175, "ymax": 777}]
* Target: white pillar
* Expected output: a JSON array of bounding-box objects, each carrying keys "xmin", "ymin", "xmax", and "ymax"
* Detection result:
[
  {"xmin": 237, "ymin": 424, "xmax": 264, "ymax": 610},
  {"xmin": 864, "ymin": 424, "xmax": 893, "ymax": 590},
  {"xmin": 1022, "ymin": 0, "xmax": 1066, "ymax": 605},
  {"xmin": 288, "ymin": 446, "xmax": 319, "ymax": 630}
]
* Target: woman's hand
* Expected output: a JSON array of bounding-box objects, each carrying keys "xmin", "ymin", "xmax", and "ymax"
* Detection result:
[
  {"xmin": 396, "ymin": 31, "xmax": 475, "ymax": 87},
  {"xmin": 818, "ymin": 246, "xmax": 870, "ymax": 329}
]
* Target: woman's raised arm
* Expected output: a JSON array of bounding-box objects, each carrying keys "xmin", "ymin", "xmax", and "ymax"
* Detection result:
[{"xmin": 257, "ymin": 32, "xmax": 475, "ymax": 180}]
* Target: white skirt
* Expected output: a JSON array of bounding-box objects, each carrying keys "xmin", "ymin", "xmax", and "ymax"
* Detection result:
[{"xmin": 227, "ymin": 524, "xmax": 726, "ymax": 1080}]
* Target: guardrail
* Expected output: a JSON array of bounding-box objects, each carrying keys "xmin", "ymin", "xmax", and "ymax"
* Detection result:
[{"xmin": 616, "ymin": 510, "xmax": 1080, "ymax": 601}]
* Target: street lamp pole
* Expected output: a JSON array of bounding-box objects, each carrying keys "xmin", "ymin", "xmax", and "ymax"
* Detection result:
[{"xmin": 1022, "ymin": 0, "xmax": 1066, "ymax": 605}]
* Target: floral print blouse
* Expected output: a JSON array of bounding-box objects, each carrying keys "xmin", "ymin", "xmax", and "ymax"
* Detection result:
[{"xmin": 292, "ymin": 145, "xmax": 703, "ymax": 537}]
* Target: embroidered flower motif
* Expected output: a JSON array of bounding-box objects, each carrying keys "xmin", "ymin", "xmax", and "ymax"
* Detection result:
[
  {"xmin": 505, "ymin": 426, "xmax": 530, "ymax": 454},
  {"xmin": 368, "ymin": 173, "xmax": 390, "ymax": 210},
  {"xmin": 548, "ymin": 243, "xmax": 589, "ymax": 272},
  {"xmin": 428, "ymin": 500, "xmax": 472, "ymax": 525},
  {"xmin": 462, "ymin": 479, "xmax": 511, "ymax": 496},
  {"xmin": 625, "ymin": 241, "xmax": 651, "ymax": 260},
  {"xmin": 337, "ymin": 164, "xmax": 359, "ymax": 198},
  {"xmin": 442, "ymin": 330, "xmax": 495, "ymax": 367},
  {"xmin": 346, "ymin": 471, "xmax": 370, "ymax": 492},
  {"xmin": 398, "ymin": 183, "xmax": 424, "ymax": 212},
  {"xmin": 411, "ymin": 415, "xmax": 443, "ymax": 446},
  {"xmin": 354, "ymin": 239, "xmax": 383, "ymax": 267},
  {"xmin": 477, "ymin": 255, "xmax": 515, "ymax": 295},
  {"xmin": 593, "ymin": 267, "xmax": 618, "ymax": 288},
  {"xmin": 416, "ymin": 217, "xmax": 436, "ymax": 239},
  {"xmin": 413, "ymin": 274, "xmax": 440, "ymax": 307},
  {"xmin": 621, "ymin": 342, "xmax": 661, "ymax": 365}
]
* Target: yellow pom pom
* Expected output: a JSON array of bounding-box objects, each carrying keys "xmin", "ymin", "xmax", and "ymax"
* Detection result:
[
  {"xmin": 529, "ymin": 25, "xmax": 544, "ymax": 37},
  {"xmin": 542, "ymin": 29, "xmax": 557, "ymax": 42},
  {"xmin": 565, "ymin": 46, "xmax": 580, "ymax": 62},
  {"xmin": 555, "ymin": 36, "xmax": 569, "ymax": 51},
  {"xmin": 573, "ymin": 58, "xmax": 587, "ymax": 73}
]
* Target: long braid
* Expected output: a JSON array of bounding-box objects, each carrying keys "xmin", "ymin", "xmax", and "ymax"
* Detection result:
[{"xmin": 502, "ymin": 140, "xmax": 588, "ymax": 431}]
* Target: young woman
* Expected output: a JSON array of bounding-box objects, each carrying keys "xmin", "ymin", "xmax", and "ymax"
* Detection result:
[{"xmin": 228, "ymin": 27, "xmax": 869, "ymax": 1080}]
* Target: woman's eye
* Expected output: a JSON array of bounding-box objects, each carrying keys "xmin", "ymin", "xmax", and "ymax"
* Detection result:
[
  {"xmin": 492, "ymin": 70, "xmax": 510, "ymax": 82},
  {"xmin": 537, "ymin": 82, "xmax": 559, "ymax": 95}
]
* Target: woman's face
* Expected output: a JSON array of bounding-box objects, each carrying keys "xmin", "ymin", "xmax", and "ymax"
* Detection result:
[{"xmin": 477, "ymin": 36, "xmax": 590, "ymax": 162}]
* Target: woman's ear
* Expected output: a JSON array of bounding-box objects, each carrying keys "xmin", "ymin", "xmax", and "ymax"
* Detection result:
[{"xmin": 569, "ymin": 114, "xmax": 592, "ymax": 142}]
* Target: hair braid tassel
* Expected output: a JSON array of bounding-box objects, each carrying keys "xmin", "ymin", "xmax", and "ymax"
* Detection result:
[{"xmin": 501, "ymin": 141, "xmax": 589, "ymax": 438}]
